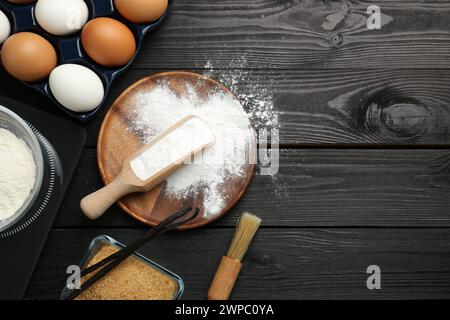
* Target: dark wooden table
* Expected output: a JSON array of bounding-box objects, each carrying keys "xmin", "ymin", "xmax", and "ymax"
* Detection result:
[{"xmin": 8, "ymin": 0, "xmax": 450, "ymax": 299}]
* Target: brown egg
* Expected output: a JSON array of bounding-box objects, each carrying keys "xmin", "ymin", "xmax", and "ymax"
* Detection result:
[
  {"xmin": 6, "ymin": 0, "xmax": 35, "ymax": 4},
  {"xmin": 1, "ymin": 32, "xmax": 57, "ymax": 82},
  {"xmin": 114, "ymin": 0, "xmax": 168, "ymax": 24},
  {"xmin": 81, "ymin": 17, "xmax": 136, "ymax": 68}
]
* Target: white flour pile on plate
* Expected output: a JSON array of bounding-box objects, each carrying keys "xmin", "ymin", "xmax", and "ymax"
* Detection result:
[{"xmin": 129, "ymin": 82, "xmax": 254, "ymax": 217}]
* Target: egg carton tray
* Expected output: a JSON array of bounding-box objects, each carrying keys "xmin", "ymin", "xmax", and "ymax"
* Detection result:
[{"xmin": 0, "ymin": 0, "xmax": 172, "ymax": 122}]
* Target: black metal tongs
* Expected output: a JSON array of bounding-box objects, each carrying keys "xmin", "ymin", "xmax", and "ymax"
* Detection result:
[{"xmin": 64, "ymin": 207, "xmax": 199, "ymax": 300}]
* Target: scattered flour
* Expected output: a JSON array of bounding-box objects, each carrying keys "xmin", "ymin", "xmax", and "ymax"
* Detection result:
[
  {"xmin": 0, "ymin": 128, "xmax": 36, "ymax": 221},
  {"xmin": 129, "ymin": 82, "xmax": 255, "ymax": 217},
  {"xmin": 202, "ymin": 58, "xmax": 287, "ymax": 196},
  {"xmin": 202, "ymin": 58, "xmax": 279, "ymax": 131}
]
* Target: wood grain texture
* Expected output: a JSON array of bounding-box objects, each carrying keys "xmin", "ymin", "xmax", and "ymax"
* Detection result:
[
  {"xmin": 81, "ymin": 68, "xmax": 450, "ymax": 147},
  {"xmin": 55, "ymin": 148, "xmax": 450, "ymax": 228},
  {"xmin": 26, "ymin": 228, "xmax": 450, "ymax": 300},
  {"xmin": 130, "ymin": 0, "xmax": 450, "ymax": 69},
  {"xmin": 2, "ymin": 69, "xmax": 450, "ymax": 146}
]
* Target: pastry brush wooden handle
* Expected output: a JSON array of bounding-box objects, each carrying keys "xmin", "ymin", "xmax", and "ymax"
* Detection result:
[{"xmin": 207, "ymin": 256, "xmax": 242, "ymax": 300}]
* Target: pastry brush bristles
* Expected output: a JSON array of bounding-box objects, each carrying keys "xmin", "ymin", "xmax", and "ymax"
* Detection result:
[{"xmin": 226, "ymin": 212, "xmax": 261, "ymax": 261}]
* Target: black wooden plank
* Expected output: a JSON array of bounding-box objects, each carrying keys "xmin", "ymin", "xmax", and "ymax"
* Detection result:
[
  {"xmin": 131, "ymin": 0, "xmax": 450, "ymax": 69},
  {"xmin": 83, "ymin": 68, "xmax": 450, "ymax": 147},
  {"xmin": 5, "ymin": 67, "xmax": 450, "ymax": 147},
  {"xmin": 54, "ymin": 148, "xmax": 450, "ymax": 228},
  {"xmin": 26, "ymin": 228, "xmax": 450, "ymax": 300}
]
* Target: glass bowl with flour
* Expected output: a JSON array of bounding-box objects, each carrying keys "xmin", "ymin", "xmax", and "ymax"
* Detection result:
[{"xmin": 0, "ymin": 106, "xmax": 44, "ymax": 232}]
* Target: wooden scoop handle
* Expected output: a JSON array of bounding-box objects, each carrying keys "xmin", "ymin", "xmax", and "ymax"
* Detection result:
[
  {"xmin": 207, "ymin": 256, "xmax": 242, "ymax": 300},
  {"xmin": 80, "ymin": 177, "xmax": 138, "ymax": 220}
]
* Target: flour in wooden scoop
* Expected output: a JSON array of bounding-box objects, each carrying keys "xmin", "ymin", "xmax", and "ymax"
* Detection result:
[
  {"xmin": 130, "ymin": 117, "xmax": 215, "ymax": 181},
  {"xmin": 128, "ymin": 82, "xmax": 254, "ymax": 217}
]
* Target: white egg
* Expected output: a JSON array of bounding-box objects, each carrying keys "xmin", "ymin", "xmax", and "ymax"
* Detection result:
[
  {"xmin": 49, "ymin": 64, "xmax": 104, "ymax": 113},
  {"xmin": 0, "ymin": 10, "xmax": 11, "ymax": 45},
  {"xmin": 35, "ymin": 0, "xmax": 89, "ymax": 36}
]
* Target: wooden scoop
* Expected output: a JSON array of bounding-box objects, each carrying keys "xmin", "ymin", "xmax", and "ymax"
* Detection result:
[{"xmin": 81, "ymin": 115, "xmax": 216, "ymax": 220}]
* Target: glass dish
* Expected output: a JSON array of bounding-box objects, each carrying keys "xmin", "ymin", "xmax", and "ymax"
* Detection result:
[
  {"xmin": 0, "ymin": 105, "xmax": 44, "ymax": 232},
  {"xmin": 60, "ymin": 235, "xmax": 184, "ymax": 300}
]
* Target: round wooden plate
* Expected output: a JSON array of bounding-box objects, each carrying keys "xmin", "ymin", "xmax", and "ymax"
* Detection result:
[{"xmin": 97, "ymin": 72, "xmax": 256, "ymax": 230}]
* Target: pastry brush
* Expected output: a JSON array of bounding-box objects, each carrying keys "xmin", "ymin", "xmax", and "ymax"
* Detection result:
[{"xmin": 207, "ymin": 212, "xmax": 261, "ymax": 300}]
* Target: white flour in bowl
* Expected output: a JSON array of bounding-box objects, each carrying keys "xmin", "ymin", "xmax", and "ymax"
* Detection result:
[
  {"xmin": 0, "ymin": 128, "xmax": 36, "ymax": 221},
  {"xmin": 128, "ymin": 82, "xmax": 255, "ymax": 217}
]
